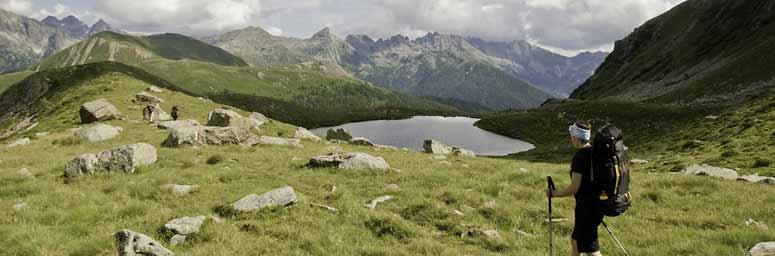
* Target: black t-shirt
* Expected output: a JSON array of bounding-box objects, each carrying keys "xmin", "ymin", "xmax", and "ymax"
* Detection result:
[{"xmin": 570, "ymin": 147, "xmax": 600, "ymax": 201}]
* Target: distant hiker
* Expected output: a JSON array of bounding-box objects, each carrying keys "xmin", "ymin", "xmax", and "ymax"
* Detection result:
[
  {"xmin": 171, "ymin": 106, "xmax": 179, "ymax": 121},
  {"xmin": 142, "ymin": 105, "xmax": 152, "ymax": 121},
  {"xmin": 547, "ymin": 121, "xmax": 604, "ymax": 256}
]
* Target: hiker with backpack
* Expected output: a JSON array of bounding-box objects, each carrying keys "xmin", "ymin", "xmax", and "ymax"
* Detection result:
[{"xmin": 547, "ymin": 122, "xmax": 632, "ymax": 256}]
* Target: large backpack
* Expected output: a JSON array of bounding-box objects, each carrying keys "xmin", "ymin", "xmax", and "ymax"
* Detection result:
[{"xmin": 591, "ymin": 125, "xmax": 632, "ymax": 217}]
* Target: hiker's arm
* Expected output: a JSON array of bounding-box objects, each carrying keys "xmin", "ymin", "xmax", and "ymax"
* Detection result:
[{"xmin": 550, "ymin": 173, "xmax": 582, "ymax": 198}]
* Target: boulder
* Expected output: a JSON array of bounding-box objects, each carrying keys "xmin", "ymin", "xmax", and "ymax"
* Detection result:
[
  {"xmin": 749, "ymin": 242, "xmax": 775, "ymax": 256},
  {"xmin": 423, "ymin": 140, "xmax": 452, "ymax": 155},
  {"xmin": 682, "ymin": 164, "xmax": 738, "ymax": 180},
  {"xmin": 135, "ymin": 91, "xmax": 164, "ymax": 103},
  {"xmin": 326, "ymin": 128, "xmax": 352, "ymax": 141},
  {"xmin": 294, "ymin": 127, "xmax": 322, "ymax": 142},
  {"xmin": 148, "ymin": 104, "xmax": 172, "ymax": 122},
  {"xmin": 630, "ymin": 159, "xmax": 649, "ymax": 164},
  {"xmin": 169, "ymin": 235, "xmax": 186, "ymax": 246},
  {"xmin": 64, "ymin": 143, "xmax": 157, "ymax": 177},
  {"xmin": 365, "ymin": 195, "xmax": 393, "ymax": 209},
  {"xmin": 75, "ymin": 124, "xmax": 122, "ymax": 142},
  {"xmin": 80, "ymin": 99, "xmax": 120, "ymax": 124},
  {"xmin": 161, "ymin": 184, "xmax": 197, "ymax": 196},
  {"xmin": 738, "ymin": 174, "xmax": 775, "ymax": 185},
  {"xmin": 162, "ymin": 126, "xmax": 254, "ymax": 148},
  {"xmin": 309, "ymin": 152, "xmax": 390, "ymax": 171},
  {"xmin": 249, "ymin": 112, "xmax": 269, "ymax": 123},
  {"xmin": 157, "ymin": 120, "xmax": 200, "ymax": 130},
  {"xmin": 452, "ymin": 147, "xmax": 476, "ymax": 157},
  {"xmin": 207, "ymin": 109, "xmax": 262, "ymax": 131},
  {"xmin": 257, "ymin": 136, "xmax": 303, "ymax": 148},
  {"xmin": 114, "ymin": 229, "xmax": 174, "ymax": 256},
  {"xmin": 231, "ymin": 186, "xmax": 297, "ymax": 213},
  {"xmin": 6, "ymin": 137, "xmax": 30, "ymax": 148},
  {"xmin": 147, "ymin": 86, "xmax": 163, "ymax": 93},
  {"xmin": 163, "ymin": 216, "xmax": 206, "ymax": 236},
  {"xmin": 351, "ymin": 137, "xmax": 375, "ymax": 147}
]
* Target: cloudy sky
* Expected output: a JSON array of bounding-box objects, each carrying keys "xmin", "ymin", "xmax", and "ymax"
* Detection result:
[{"xmin": 1, "ymin": 0, "xmax": 686, "ymax": 55}]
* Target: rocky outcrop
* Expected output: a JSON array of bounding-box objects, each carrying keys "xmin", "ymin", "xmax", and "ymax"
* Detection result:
[
  {"xmin": 294, "ymin": 127, "xmax": 321, "ymax": 142},
  {"xmin": 257, "ymin": 136, "xmax": 303, "ymax": 148},
  {"xmin": 231, "ymin": 186, "xmax": 297, "ymax": 213},
  {"xmin": 351, "ymin": 137, "xmax": 375, "ymax": 147},
  {"xmin": 738, "ymin": 174, "xmax": 775, "ymax": 185},
  {"xmin": 80, "ymin": 99, "xmax": 120, "ymax": 124},
  {"xmin": 682, "ymin": 164, "xmax": 738, "ymax": 180},
  {"xmin": 162, "ymin": 216, "xmax": 206, "ymax": 245},
  {"xmin": 157, "ymin": 120, "xmax": 200, "ymax": 130},
  {"xmin": 207, "ymin": 109, "xmax": 263, "ymax": 131},
  {"xmin": 424, "ymin": 140, "xmax": 452, "ymax": 155},
  {"xmin": 147, "ymin": 104, "xmax": 172, "ymax": 122},
  {"xmin": 135, "ymin": 91, "xmax": 164, "ymax": 103},
  {"xmin": 114, "ymin": 229, "xmax": 174, "ymax": 256},
  {"xmin": 326, "ymin": 128, "xmax": 352, "ymax": 141},
  {"xmin": 162, "ymin": 126, "xmax": 254, "ymax": 148},
  {"xmin": 75, "ymin": 124, "xmax": 122, "ymax": 142},
  {"xmin": 64, "ymin": 143, "xmax": 157, "ymax": 177},
  {"xmin": 309, "ymin": 152, "xmax": 390, "ymax": 171}
]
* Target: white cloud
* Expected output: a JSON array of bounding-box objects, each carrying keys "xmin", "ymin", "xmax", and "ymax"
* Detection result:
[{"xmin": 0, "ymin": 0, "xmax": 32, "ymax": 14}]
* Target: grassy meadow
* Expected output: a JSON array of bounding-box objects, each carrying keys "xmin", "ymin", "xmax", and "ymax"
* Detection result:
[{"xmin": 0, "ymin": 69, "xmax": 772, "ymax": 255}]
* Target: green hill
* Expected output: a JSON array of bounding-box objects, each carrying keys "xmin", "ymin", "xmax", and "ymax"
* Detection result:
[{"xmin": 0, "ymin": 61, "xmax": 772, "ymax": 255}]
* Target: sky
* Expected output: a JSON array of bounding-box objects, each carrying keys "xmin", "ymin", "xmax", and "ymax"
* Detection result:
[{"xmin": 0, "ymin": 0, "xmax": 686, "ymax": 56}]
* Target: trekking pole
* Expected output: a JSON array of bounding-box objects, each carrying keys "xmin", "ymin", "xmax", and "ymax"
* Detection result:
[
  {"xmin": 602, "ymin": 221, "xmax": 631, "ymax": 256},
  {"xmin": 547, "ymin": 176, "xmax": 556, "ymax": 256}
]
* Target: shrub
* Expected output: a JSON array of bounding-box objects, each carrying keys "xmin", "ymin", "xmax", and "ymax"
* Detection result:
[
  {"xmin": 753, "ymin": 158, "xmax": 771, "ymax": 168},
  {"xmin": 364, "ymin": 216, "xmax": 413, "ymax": 240},
  {"xmin": 207, "ymin": 155, "xmax": 224, "ymax": 165}
]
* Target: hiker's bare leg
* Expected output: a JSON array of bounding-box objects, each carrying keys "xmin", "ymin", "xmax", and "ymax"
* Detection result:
[
  {"xmin": 585, "ymin": 251, "xmax": 602, "ymax": 256},
  {"xmin": 570, "ymin": 239, "xmax": 580, "ymax": 256}
]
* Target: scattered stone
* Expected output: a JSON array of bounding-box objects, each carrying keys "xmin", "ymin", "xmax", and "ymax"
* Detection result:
[
  {"xmin": 350, "ymin": 137, "xmax": 375, "ymax": 147},
  {"xmin": 169, "ymin": 235, "xmax": 186, "ymax": 246},
  {"xmin": 546, "ymin": 218, "xmax": 569, "ymax": 223},
  {"xmin": 310, "ymin": 203, "xmax": 338, "ymax": 213},
  {"xmin": 163, "ymin": 216, "xmax": 206, "ymax": 236},
  {"xmin": 630, "ymin": 159, "xmax": 649, "ymax": 164},
  {"xmin": 148, "ymin": 104, "xmax": 172, "ymax": 122},
  {"xmin": 34, "ymin": 132, "xmax": 49, "ymax": 137},
  {"xmin": 207, "ymin": 109, "xmax": 262, "ymax": 131},
  {"xmin": 294, "ymin": 127, "xmax": 322, "ymax": 142},
  {"xmin": 157, "ymin": 120, "xmax": 200, "ymax": 130},
  {"xmin": 147, "ymin": 86, "xmax": 163, "ymax": 93},
  {"xmin": 325, "ymin": 146, "xmax": 343, "ymax": 153},
  {"xmin": 749, "ymin": 242, "xmax": 775, "ymax": 256},
  {"xmin": 461, "ymin": 229, "xmax": 500, "ymax": 239},
  {"xmin": 424, "ymin": 140, "xmax": 452, "ymax": 155},
  {"xmin": 80, "ymin": 99, "xmax": 120, "ymax": 124},
  {"xmin": 7, "ymin": 138, "xmax": 30, "ymax": 148},
  {"xmin": 18, "ymin": 168, "xmax": 33, "ymax": 179},
  {"xmin": 331, "ymin": 185, "xmax": 337, "ymax": 193},
  {"xmin": 135, "ymin": 91, "xmax": 164, "ymax": 103},
  {"xmin": 64, "ymin": 143, "xmax": 157, "ymax": 177},
  {"xmin": 257, "ymin": 136, "xmax": 303, "ymax": 148},
  {"xmin": 162, "ymin": 126, "xmax": 254, "ymax": 148},
  {"xmin": 249, "ymin": 112, "xmax": 269, "ymax": 123},
  {"xmin": 326, "ymin": 128, "xmax": 352, "ymax": 141},
  {"xmin": 231, "ymin": 186, "xmax": 297, "ymax": 213},
  {"xmin": 161, "ymin": 184, "xmax": 197, "ymax": 196},
  {"xmin": 519, "ymin": 168, "xmax": 529, "ymax": 173},
  {"xmin": 452, "ymin": 147, "xmax": 476, "ymax": 157},
  {"xmin": 114, "ymin": 229, "xmax": 174, "ymax": 256},
  {"xmin": 291, "ymin": 157, "xmax": 303, "ymax": 162},
  {"xmin": 385, "ymin": 184, "xmax": 400, "ymax": 190},
  {"xmin": 365, "ymin": 195, "xmax": 393, "ymax": 209},
  {"xmin": 75, "ymin": 124, "xmax": 122, "ymax": 142},
  {"xmin": 309, "ymin": 152, "xmax": 391, "ymax": 171},
  {"xmin": 13, "ymin": 202, "xmax": 27, "ymax": 211},
  {"xmin": 374, "ymin": 145, "xmax": 398, "ymax": 150},
  {"xmin": 682, "ymin": 164, "xmax": 738, "ymax": 180},
  {"xmin": 746, "ymin": 219, "xmax": 769, "ymax": 230},
  {"xmin": 738, "ymin": 174, "xmax": 775, "ymax": 185},
  {"xmin": 452, "ymin": 210, "xmax": 464, "ymax": 216}
]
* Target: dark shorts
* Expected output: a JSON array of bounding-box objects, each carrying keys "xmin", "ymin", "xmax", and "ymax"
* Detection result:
[{"xmin": 572, "ymin": 201, "xmax": 604, "ymax": 253}]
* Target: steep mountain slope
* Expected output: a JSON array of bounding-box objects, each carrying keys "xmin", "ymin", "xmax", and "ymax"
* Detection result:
[
  {"xmin": 41, "ymin": 15, "xmax": 89, "ymax": 39},
  {"xmin": 0, "ymin": 9, "xmax": 77, "ymax": 73},
  {"xmin": 466, "ymin": 38, "xmax": 607, "ymax": 97},
  {"xmin": 571, "ymin": 0, "xmax": 775, "ymax": 104},
  {"xmin": 35, "ymin": 32, "xmax": 248, "ymax": 70}
]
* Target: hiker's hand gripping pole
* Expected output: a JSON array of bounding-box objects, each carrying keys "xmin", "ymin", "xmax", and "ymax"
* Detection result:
[{"xmin": 547, "ymin": 176, "xmax": 556, "ymax": 256}]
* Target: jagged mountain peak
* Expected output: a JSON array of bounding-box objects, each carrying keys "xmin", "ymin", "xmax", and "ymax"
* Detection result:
[
  {"xmin": 61, "ymin": 15, "xmax": 82, "ymax": 24},
  {"xmin": 311, "ymin": 27, "xmax": 333, "ymax": 38}
]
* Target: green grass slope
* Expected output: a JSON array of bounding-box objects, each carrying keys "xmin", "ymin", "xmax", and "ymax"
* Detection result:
[{"xmin": 0, "ymin": 63, "xmax": 773, "ymax": 255}]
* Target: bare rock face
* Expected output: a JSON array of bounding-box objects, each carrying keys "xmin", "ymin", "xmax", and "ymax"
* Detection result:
[
  {"xmin": 231, "ymin": 186, "xmax": 297, "ymax": 213},
  {"xmin": 162, "ymin": 126, "xmax": 254, "ymax": 148},
  {"xmin": 75, "ymin": 124, "xmax": 122, "ymax": 142},
  {"xmin": 749, "ymin": 242, "xmax": 775, "ymax": 256},
  {"xmin": 64, "ymin": 143, "xmax": 157, "ymax": 177},
  {"xmin": 326, "ymin": 128, "xmax": 352, "ymax": 141},
  {"xmin": 294, "ymin": 127, "xmax": 321, "ymax": 142},
  {"xmin": 351, "ymin": 137, "xmax": 375, "ymax": 147},
  {"xmin": 135, "ymin": 91, "xmax": 164, "ymax": 103},
  {"xmin": 257, "ymin": 136, "xmax": 303, "ymax": 148},
  {"xmin": 682, "ymin": 164, "xmax": 739, "ymax": 180},
  {"xmin": 80, "ymin": 99, "xmax": 120, "ymax": 124},
  {"xmin": 207, "ymin": 109, "xmax": 263, "ymax": 131},
  {"xmin": 114, "ymin": 229, "xmax": 174, "ymax": 256},
  {"xmin": 309, "ymin": 152, "xmax": 390, "ymax": 171}
]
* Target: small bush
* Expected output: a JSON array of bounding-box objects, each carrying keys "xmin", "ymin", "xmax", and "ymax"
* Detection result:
[
  {"xmin": 207, "ymin": 155, "xmax": 224, "ymax": 165},
  {"xmin": 364, "ymin": 216, "xmax": 413, "ymax": 240},
  {"xmin": 753, "ymin": 158, "xmax": 771, "ymax": 168},
  {"xmin": 213, "ymin": 205, "xmax": 239, "ymax": 218}
]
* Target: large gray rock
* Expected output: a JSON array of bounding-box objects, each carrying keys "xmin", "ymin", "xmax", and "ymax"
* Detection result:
[
  {"xmin": 135, "ymin": 91, "xmax": 164, "ymax": 103},
  {"xmin": 231, "ymin": 186, "xmax": 297, "ymax": 213},
  {"xmin": 148, "ymin": 104, "xmax": 172, "ymax": 122},
  {"xmin": 423, "ymin": 140, "xmax": 453, "ymax": 155},
  {"xmin": 257, "ymin": 136, "xmax": 303, "ymax": 148},
  {"xmin": 162, "ymin": 126, "xmax": 254, "ymax": 148},
  {"xmin": 207, "ymin": 109, "xmax": 262, "ymax": 131},
  {"xmin": 80, "ymin": 99, "xmax": 120, "ymax": 124},
  {"xmin": 147, "ymin": 86, "xmax": 163, "ymax": 93},
  {"xmin": 682, "ymin": 164, "xmax": 739, "ymax": 180},
  {"xmin": 309, "ymin": 152, "xmax": 390, "ymax": 171},
  {"xmin": 114, "ymin": 229, "xmax": 174, "ymax": 256},
  {"xmin": 738, "ymin": 174, "xmax": 775, "ymax": 185},
  {"xmin": 249, "ymin": 112, "xmax": 269, "ymax": 123},
  {"xmin": 6, "ymin": 137, "xmax": 30, "ymax": 148},
  {"xmin": 749, "ymin": 242, "xmax": 775, "ymax": 256},
  {"xmin": 452, "ymin": 147, "xmax": 476, "ymax": 157},
  {"xmin": 351, "ymin": 137, "xmax": 375, "ymax": 147},
  {"xmin": 75, "ymin": 124, "xmax": 122, "ymax": 142},
  {"xmin": 160, "ymin": 184, "xmax": 197, "ymax": 196},
  {"xmin": 64, "ymin": 143, "xmax": 157, "ymax": 177},
  {"xmin": 365, "ymin": 195, "xmax": 393, "ymax": 209},
  {"xmin": 157, "ymin": 120, "xmax": 200, "ymax": 130},
  {"xmin": 163, "ymin": 216, "xmax": 206, "ymax": 236},
  {"xmin": 294, "ymin": 127, "xmax": 321, "ymax": 142},
  {"xmin": 326, "ymin": 128, "xmax": 352, "ymax": 141}
]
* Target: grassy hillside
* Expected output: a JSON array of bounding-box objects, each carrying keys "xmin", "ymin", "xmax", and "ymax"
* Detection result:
[
  {"xmin": 0, "ymin": 71, "xmax": 33, "ymax": 93},
  {"xmin": 0, "ymin": 64, "xmax": 772, "ymax": 255}
]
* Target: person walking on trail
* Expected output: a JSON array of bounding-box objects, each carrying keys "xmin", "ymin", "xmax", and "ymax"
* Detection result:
[
  {"xmin": 547, "ymin": 121, "xmax": 604, "ymax": 256},
  {"xmin": 142, "ymin": 105, "xmax": 152, "ymax": 121},
  {"xmin": 171, "ymin": 106, "xmax": 179, "ymax": 121}
]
